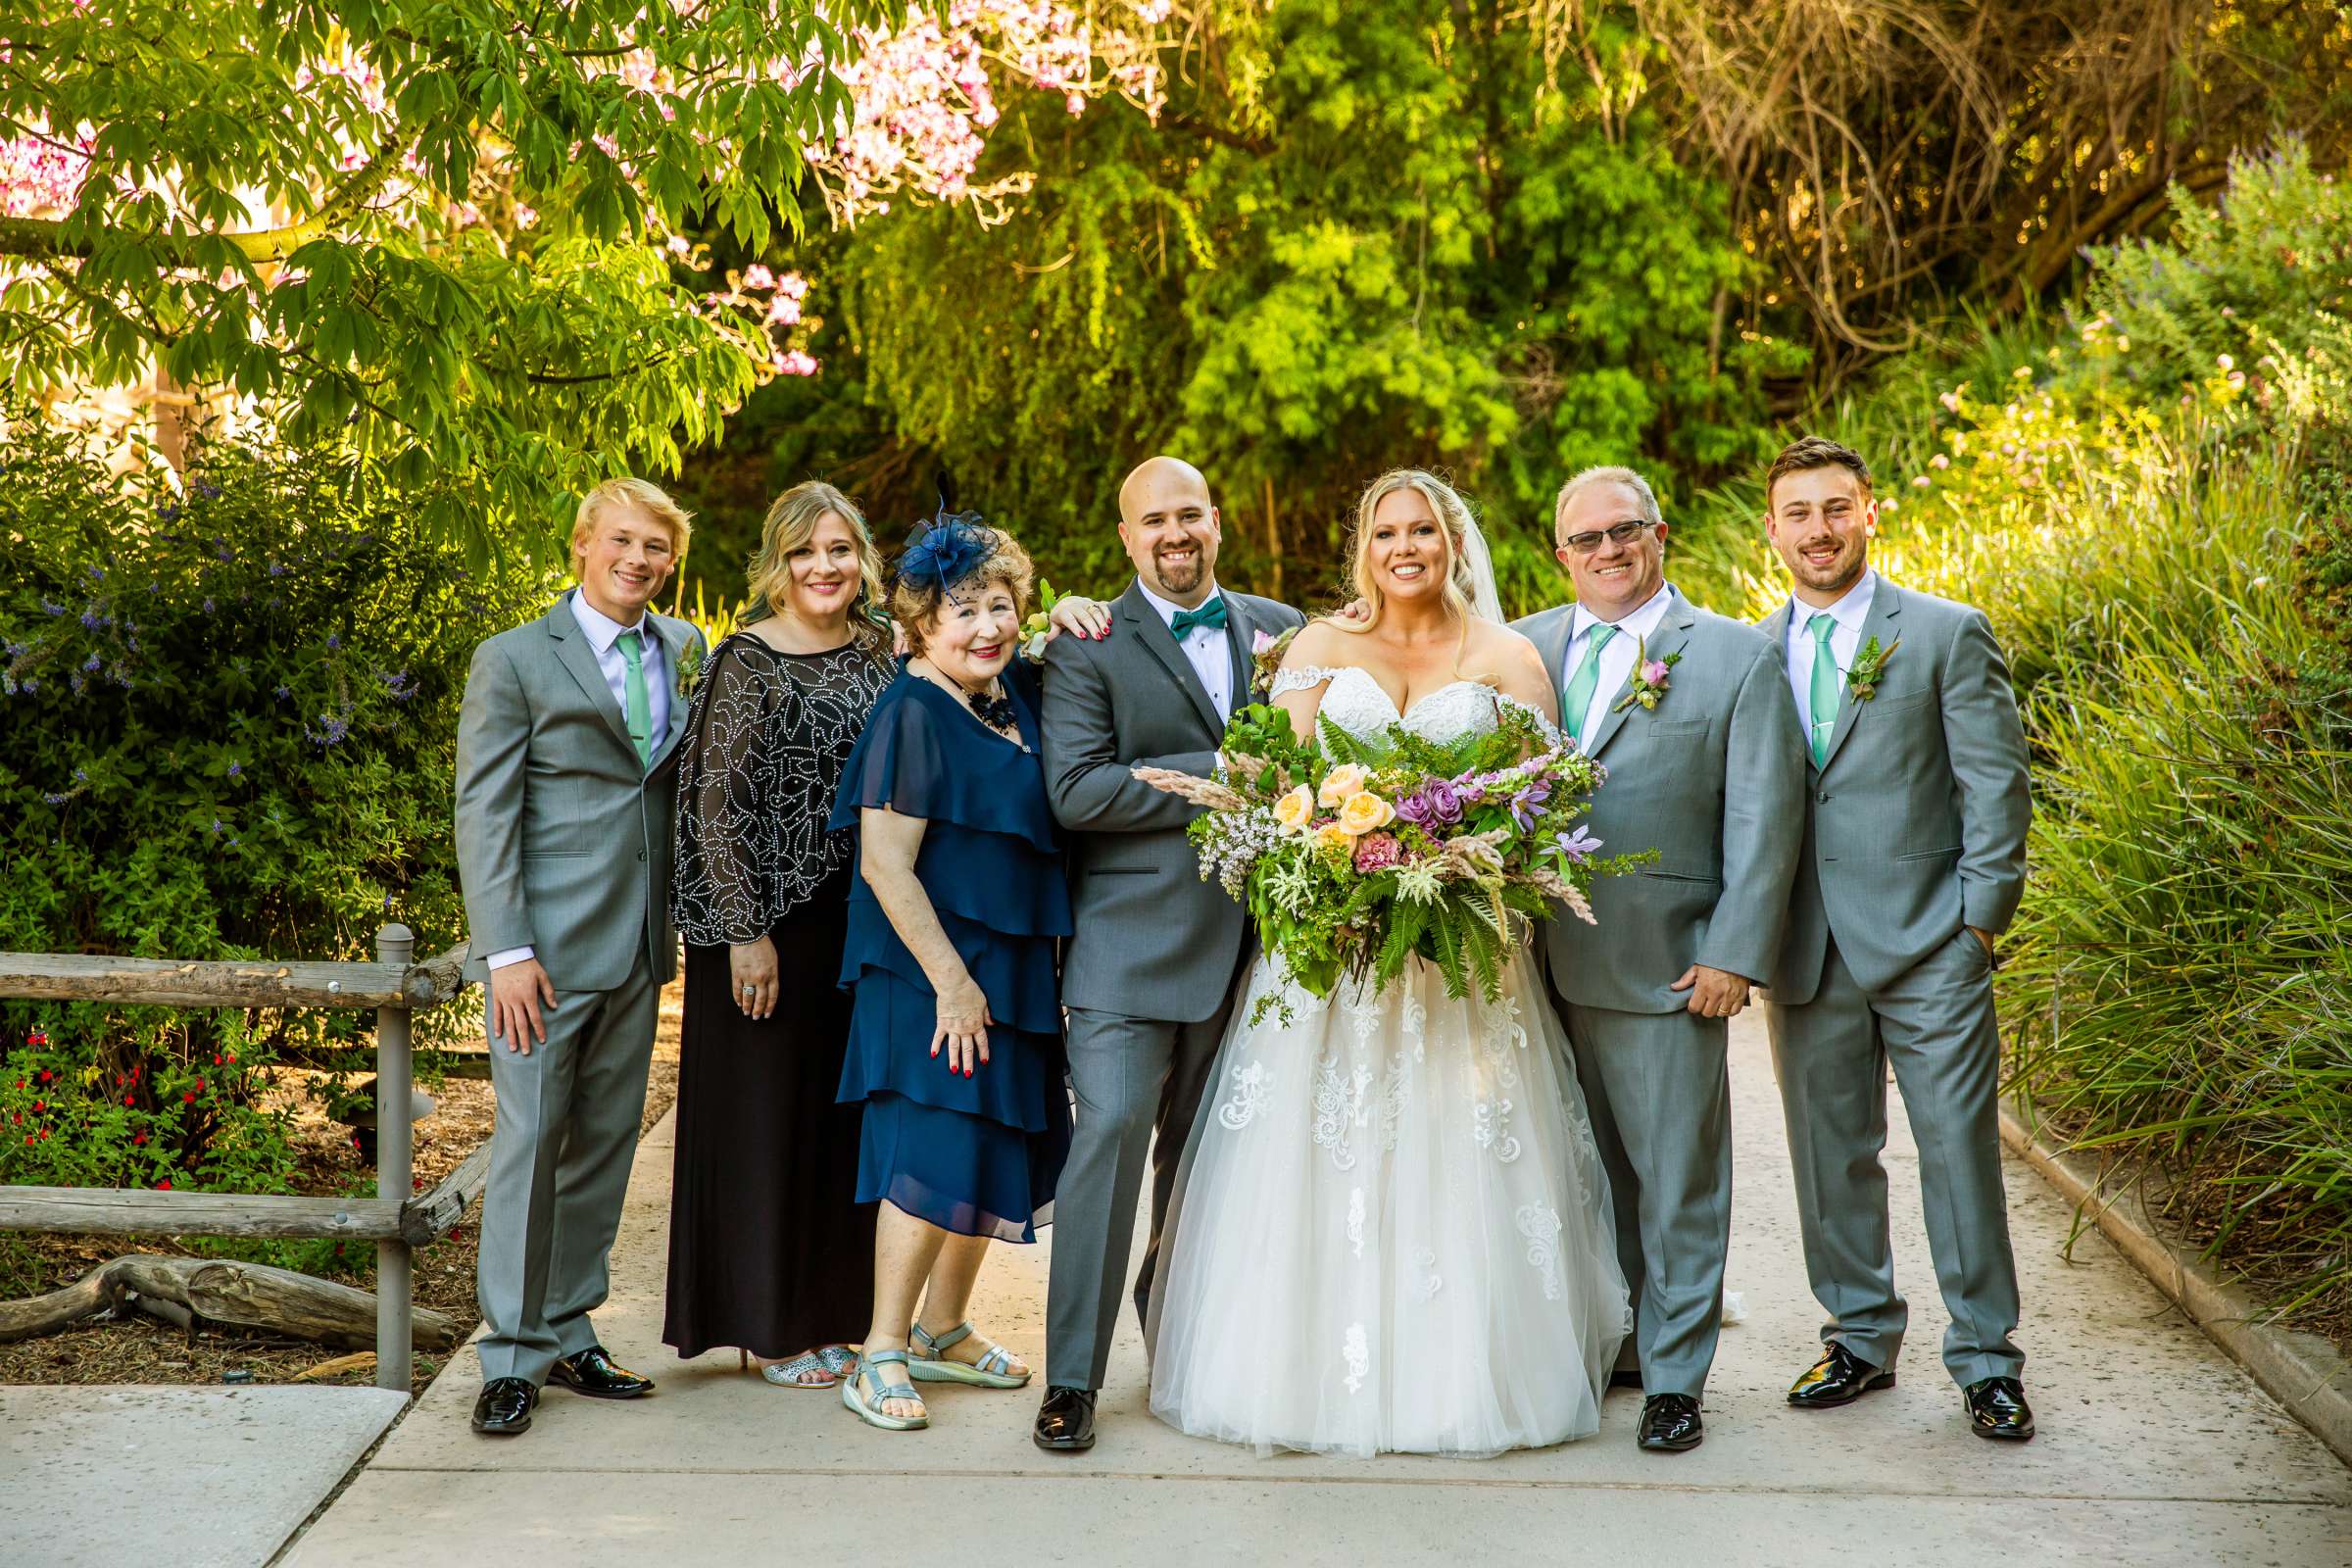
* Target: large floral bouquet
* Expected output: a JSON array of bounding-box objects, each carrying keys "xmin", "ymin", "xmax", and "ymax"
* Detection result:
[{"xmin": 1136, "ymin": 700, "xmax": 1642, "ymax": 1015}]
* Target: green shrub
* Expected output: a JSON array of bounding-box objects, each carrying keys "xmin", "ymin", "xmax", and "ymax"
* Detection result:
[
  {"xmin": 2001, "ymin": 574, "xmax": 2352, "ymax": 1315},
  {"xmin": 0, "ymin": 416, "xmax": 549, "ymax": 1200}
]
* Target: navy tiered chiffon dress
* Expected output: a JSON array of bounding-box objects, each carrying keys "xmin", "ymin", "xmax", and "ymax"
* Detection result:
[{"xmin": 829, "ymin": 665, "xmax": 1071, "ymax": 1243}]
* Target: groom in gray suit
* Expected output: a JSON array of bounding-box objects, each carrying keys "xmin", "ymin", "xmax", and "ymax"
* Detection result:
[
  {"xmin": 455, "ymin": 478, "xmax": 705, "ymax": 1437},
  {"xmin": 1032, "ymin": 456, "xmax": 1303, "ymax": 1452},
  {"xmin": 1755, "ymin": 436, "xmax": 2036, "ymax": 1442},
  {"xmin": 1515, "ymin": 466, "xmax": 1806, "ymax": 1454}
]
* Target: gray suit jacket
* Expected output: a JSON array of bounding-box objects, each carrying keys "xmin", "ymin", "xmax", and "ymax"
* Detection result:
[
  {"xmin": 1515, "ymin": 589, "xmax": 1807, "ymax": 1014},
  {"xmin": 1041, "ymin": 580, "xmax": 1304, "ymax": 1022},
  {"xmin": 1758, "ymin": 579, "xmax": 2031, "ymax": 1002},
  {"xmin": 456, "ymin": 592, "xmax": 703, "ymax": 992}
]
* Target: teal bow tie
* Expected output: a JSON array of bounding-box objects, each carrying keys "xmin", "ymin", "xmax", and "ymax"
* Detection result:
[{"xmin": 1170, "ymin": 597, "xmax": 1228, "ymax": 638}]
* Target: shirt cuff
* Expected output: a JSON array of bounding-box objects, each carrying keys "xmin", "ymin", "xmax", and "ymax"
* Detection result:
[{"xmin": 485, "ymin": 946, "xmax": 536, "ymax": 971}]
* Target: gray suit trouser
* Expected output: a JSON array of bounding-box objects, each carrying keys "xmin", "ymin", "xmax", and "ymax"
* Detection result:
[
  {"xmin": 1046, "ymin": 993, "xmax": 1240, "ymax": 1392},
  {"xmin": 1765, "ymin": 931, "xmax": 2024, "ymax": 1387},
  {"xmin": 475, "ymin": 956, "xmax": 661, "ymax": 1385},
  {"xmin": 1561, "ymin": 1000, "xmax": 1733, "ymax": 1399}
]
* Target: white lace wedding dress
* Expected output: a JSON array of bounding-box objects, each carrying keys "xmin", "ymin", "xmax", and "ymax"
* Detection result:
[{"xmin": 1148, "ymin": 665, "xmax": 1632, "ymax": 1457}]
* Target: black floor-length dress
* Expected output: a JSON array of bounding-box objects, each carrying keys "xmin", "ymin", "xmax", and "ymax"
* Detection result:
[{"xmin": 663, "ymin": 632, "xmax": 892, "ymax": 1359}]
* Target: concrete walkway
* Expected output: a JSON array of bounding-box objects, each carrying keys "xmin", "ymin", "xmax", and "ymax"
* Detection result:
[{"xmin": 286, "ymin": 1017, "xmax": 2352, "ymax": 1566}]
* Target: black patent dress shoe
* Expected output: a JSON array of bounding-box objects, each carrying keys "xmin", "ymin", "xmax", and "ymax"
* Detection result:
[
  {"xmin": 471, "ymin": 1377, "xmax": 538, "ymax": 1436},
  {"xmin": 549, "ymin": 1345, "xmax": 656, "ymax": 1399},
  {"xmin": 1788, "ymin": 1342, "xmax": 1896, "ymax": 1408},
  {"xmin": 1963, "ymin": 1376, "xmax": 2035, "ymax": 1441},
  {"xmin": 1033, "ymin": 1385, "xmax": 1098, "ymax": 1451},
  {"xmin": 1637, "ymin": 1393, "xmax": 1704, "ymax": 1452}
]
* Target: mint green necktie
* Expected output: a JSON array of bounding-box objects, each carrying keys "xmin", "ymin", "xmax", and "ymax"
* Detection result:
[
  {"xmin": 1560, "ymin": 623, "xmax": 1618, "ymax": 745},
  {"xmin": 616, "ymin": 628, "xmax": 653, "ymax": 771},
  {"xmin": 1806, "ymin": 613, "xmax": 1840, "ymax": 765}
]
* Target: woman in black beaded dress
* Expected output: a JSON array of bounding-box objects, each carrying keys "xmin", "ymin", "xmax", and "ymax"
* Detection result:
[{"xmin": 664, "ymin": 481, "xmax": 1104, "ymax": 1388}]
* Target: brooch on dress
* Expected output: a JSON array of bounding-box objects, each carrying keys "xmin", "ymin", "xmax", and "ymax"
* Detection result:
[{"xmin": 963, "ymin": 684, "xmax": 1019, "ymax": 731}]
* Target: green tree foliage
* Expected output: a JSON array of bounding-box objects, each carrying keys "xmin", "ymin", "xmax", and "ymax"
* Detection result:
[
  {"xmin": 718, "ymin": 1, "xmax": 1790, "ymax": 613},
  {"xmin": 0, "ymin": 415, "xmax": 549, "ymax": 1194},
  {"xmin": 0, "ymin": 0, "xmax": 891, "ymax": 557}
]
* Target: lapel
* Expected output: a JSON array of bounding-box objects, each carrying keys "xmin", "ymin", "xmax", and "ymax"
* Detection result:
[
  {"xmin": 1817, "ymin": 578, "xmax": 1902, "ymax": 774},
  {"xmin": 545, "ymin": 592, "xmax": 640, "ymax": 760},
  {"xmin": 1756, "ymin": 600, "xmax": 1809, "ymax": 751},
  {"xmin": 645, "ymin": 613, "xmax": 697, "ymax": 774},
  {"xmin": 1586, "ymin": 591, "xmax": 1697, "ymax": 761},
  {"xmin": 1118, "ymin": 580, "xmax": 1224, "ymax": 738},
  {"xmin": 1220, "ymin": 593, "xmax": 1256, "ymax": 713},
  {"xmin": 1524, "ymin": 605, "xmax": 1577, "ymax": 714}
]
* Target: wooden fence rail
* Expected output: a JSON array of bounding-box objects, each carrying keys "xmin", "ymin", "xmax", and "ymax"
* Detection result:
[{"xmin": 0, "ymin": 925, "xmax": 480, "ymax": 1395}]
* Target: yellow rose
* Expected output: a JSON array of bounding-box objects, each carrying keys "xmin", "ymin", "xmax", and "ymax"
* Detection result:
[
  {"xmin": 1272, "ymin": 784, "xmax": 1316, "ymax": 835},
  {"xmin": 1314, "ymin": 823, "xmax": 1355, "ymax": 858},
  {"xmin": 1317, "ymin": 762, "xmax": 1368, "ymax": 808},
  {"xmin": 1336, "ymin": 790, "xmax": 1396, "ymax": 836}
]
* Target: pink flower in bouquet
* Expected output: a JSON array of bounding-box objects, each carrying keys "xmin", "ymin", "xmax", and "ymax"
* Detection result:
[
  {"xmin": 1252, "ymin": 629, "xmax": 1278, "ymax": 656},
  {"xmin": 1352, "ymin": 832, "xmax": 1402, "ymax": 873},
  {"xmin": 1641, "ymin": 659, "xmax": 1670, "ymax": 688}
]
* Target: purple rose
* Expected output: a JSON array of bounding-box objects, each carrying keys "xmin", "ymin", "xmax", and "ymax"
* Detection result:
[
  {"xmin": 1424, "ymin": 779, "xmax": 1464, "ymax": 826},
  {"xmin": 1642, "ymin": 660, "xmax": 1670, "ymax": 687}
]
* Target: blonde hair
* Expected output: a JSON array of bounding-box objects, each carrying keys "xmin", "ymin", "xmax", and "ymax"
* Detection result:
[
  {"xmin": 890, "ymin": 525, "xmax": 1036, "ymax": 658},
  {"xmin": 748, "ymin": 480, "xmax": 885, "ymax": 645},
  {"xmin": 570, "ymin": 477, "xmax": 693, "ymax": 576},
  {"xmin": 1332, "ymin": 469, "xmax": 1482, "ymax": 665}
]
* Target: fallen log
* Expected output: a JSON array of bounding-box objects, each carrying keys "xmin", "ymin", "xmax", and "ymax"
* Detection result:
[{"xmin": 0, "ymin": 1253, "xmax": 458, "ymax": 1350}]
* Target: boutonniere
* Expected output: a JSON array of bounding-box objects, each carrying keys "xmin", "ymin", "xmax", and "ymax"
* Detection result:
[
  {"xmin": 1611, "ymin": 640, "xmax": 1682, "ymax": 713},
  {"xmin": 1018, "ymin": 579, "xmax": 1066, "ymax": 662},
  {"xmin": 1250, "ymin": 624, "xmax": 1300, "ymax": 699},
  {"xmin": 1845, "ymin": 635, "xmax": 1900, "ymax": 702},
  {"xmin": 675, "ymin": 636, "xmax": 707, "ymax": 701}
]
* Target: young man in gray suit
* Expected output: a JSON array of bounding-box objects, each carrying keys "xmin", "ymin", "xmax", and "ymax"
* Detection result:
[
  {"xmin": 1032, "ymin": 457, "xmax": 1303, "ymax": 1451},
  {"xmin": 455, "ymin": 478, "xmax": 706, "ymax": 1437},
  {"xmin": 1756, "ymin": 436, "xmax": 2036, "ymax": 1442},
  {"xmin": 1514, "ymin": 466, "xmax": 1806, "ymax": 1454}
]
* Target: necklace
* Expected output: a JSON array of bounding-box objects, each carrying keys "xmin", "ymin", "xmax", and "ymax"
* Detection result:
[{"xmin": 923, "ymin": 663, "xmax": 1017, "ymax": 733}]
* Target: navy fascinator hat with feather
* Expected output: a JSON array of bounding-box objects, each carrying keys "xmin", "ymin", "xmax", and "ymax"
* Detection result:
[{"xmin": 896, "ymin": 474, "xmax": 999, "ymax": 595}]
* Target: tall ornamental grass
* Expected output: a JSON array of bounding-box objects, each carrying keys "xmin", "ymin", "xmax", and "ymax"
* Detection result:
[{"xmin": 2002, "ymin": 571, "xmax": 2352, "ymax": 1316}]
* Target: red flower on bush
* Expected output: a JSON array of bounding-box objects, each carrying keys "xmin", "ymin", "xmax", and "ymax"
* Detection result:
[
  {"xmin": 27, "ymin": 1032, "xmax": 46, "ymax": 1047},
  {"xmin": 122, "ymin": 1095, "xmax": 134, "ymax": 1106},
  {"xmin": 35, "ymin": 1069, "xmax": 50, "ymax": 1084},
  {"xmin": 157, "ymin": 1179, "xmax": 172, "ymax": 1190},
  {"xmin": 195, "ymin": 1079, "xmax": 207, "ymax": 1094},
  {"xmin": 181, "ymin": 1091, "xmax": 195, "ymax": 1103},
  {"xmin": 132, "ymin": 1133, "xmax": 147, "ymax": 1146}
]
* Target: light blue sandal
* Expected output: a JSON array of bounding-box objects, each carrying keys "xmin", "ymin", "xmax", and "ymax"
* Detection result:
[
  {"xmin": 841, "ymin": 1348, "xmax": 928, "ymax": 1431},
  {"xmin": 908, "ymin": 1321, "xmax": 1031, "ymax": 1389},
  {"xmin": 815, "ymin": 1345, "xmax": 861, "ymax": 1379}
]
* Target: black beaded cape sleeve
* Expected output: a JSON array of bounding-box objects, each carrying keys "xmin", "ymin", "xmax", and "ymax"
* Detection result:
[{"xmin": 670, "ymin": 630, "xmax": 895, "ymax": 946}]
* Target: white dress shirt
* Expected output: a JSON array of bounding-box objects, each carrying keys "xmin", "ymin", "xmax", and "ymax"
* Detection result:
[
  {"xmin": 1563, "ymin": 581, "xmax": 1676, "ymax": 745},
  {"xmin": 486, "ymin": 591, "xmax": 670, "ymax": 973},
  {"xmin": 1138, "ymin": 578, "xmax": 1234, "ymax": 716},
  {"xmin": 1783, "ymin": 568, "xmax": 1878, "ymax": 743}
]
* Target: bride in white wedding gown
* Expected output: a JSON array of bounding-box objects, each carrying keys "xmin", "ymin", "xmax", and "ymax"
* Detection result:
[{"xmin": 1148, "ymin": 470, "xmax": 1630, "ymax": 1458}]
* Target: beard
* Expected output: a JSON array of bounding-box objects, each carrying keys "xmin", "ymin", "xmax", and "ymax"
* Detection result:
[
  {"xmin": 1152, "ymin": 545, "xmax": 1207, "ymax": 595},
  {"xmin": 1790, "ymin": 539, "xmax": 1866, "ymax": 594}
]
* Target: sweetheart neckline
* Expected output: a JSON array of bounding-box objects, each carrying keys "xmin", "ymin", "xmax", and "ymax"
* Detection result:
[{"xmin": 1324, "ymin": 666, "xmax": 1494, "ymax": 724}]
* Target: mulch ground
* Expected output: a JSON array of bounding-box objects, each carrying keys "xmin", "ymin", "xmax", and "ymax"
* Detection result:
[{"xmin": 0, "ymin": 980, "xmax": 684, "ymax": 1396}]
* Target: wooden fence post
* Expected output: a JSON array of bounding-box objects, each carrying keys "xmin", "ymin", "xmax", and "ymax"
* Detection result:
[{"xmin": 373, "ymin": 923, "xmax": 415, "ymax": 1394}]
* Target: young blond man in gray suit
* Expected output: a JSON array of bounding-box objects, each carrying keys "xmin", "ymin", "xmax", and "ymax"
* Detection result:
[
  {"xmin": 1514, "ymin": 467, "xmax": 1807, "ymax": 1453},
  {"xmin": 456, "ymin": 479, "xmax": 706, "ymax": 1437},
  {"xmin": 1757, "ymin": 436, "xmax": 2036, "ymax": 1442}
]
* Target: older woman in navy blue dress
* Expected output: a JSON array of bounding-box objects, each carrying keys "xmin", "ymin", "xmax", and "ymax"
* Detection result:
[{"xmin": 831, "ymin": 513, "xmax": 1072, "ymax": 1432}]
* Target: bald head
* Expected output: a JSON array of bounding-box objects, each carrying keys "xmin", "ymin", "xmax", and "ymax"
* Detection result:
[{"xmin": 1117, "ymin": 455, "xmax": 1222, "ymax": 605}]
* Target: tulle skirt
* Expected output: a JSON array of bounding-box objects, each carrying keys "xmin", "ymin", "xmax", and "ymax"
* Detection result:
[{"xmin": 1150, "ymin": 950, "xmax": 1631, "ymax": 1457}]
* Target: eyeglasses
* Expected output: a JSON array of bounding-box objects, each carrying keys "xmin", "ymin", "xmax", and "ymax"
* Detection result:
[{"xmin": 1558, "ymin": 519, "xmax": 1657, "ymax": 556}]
